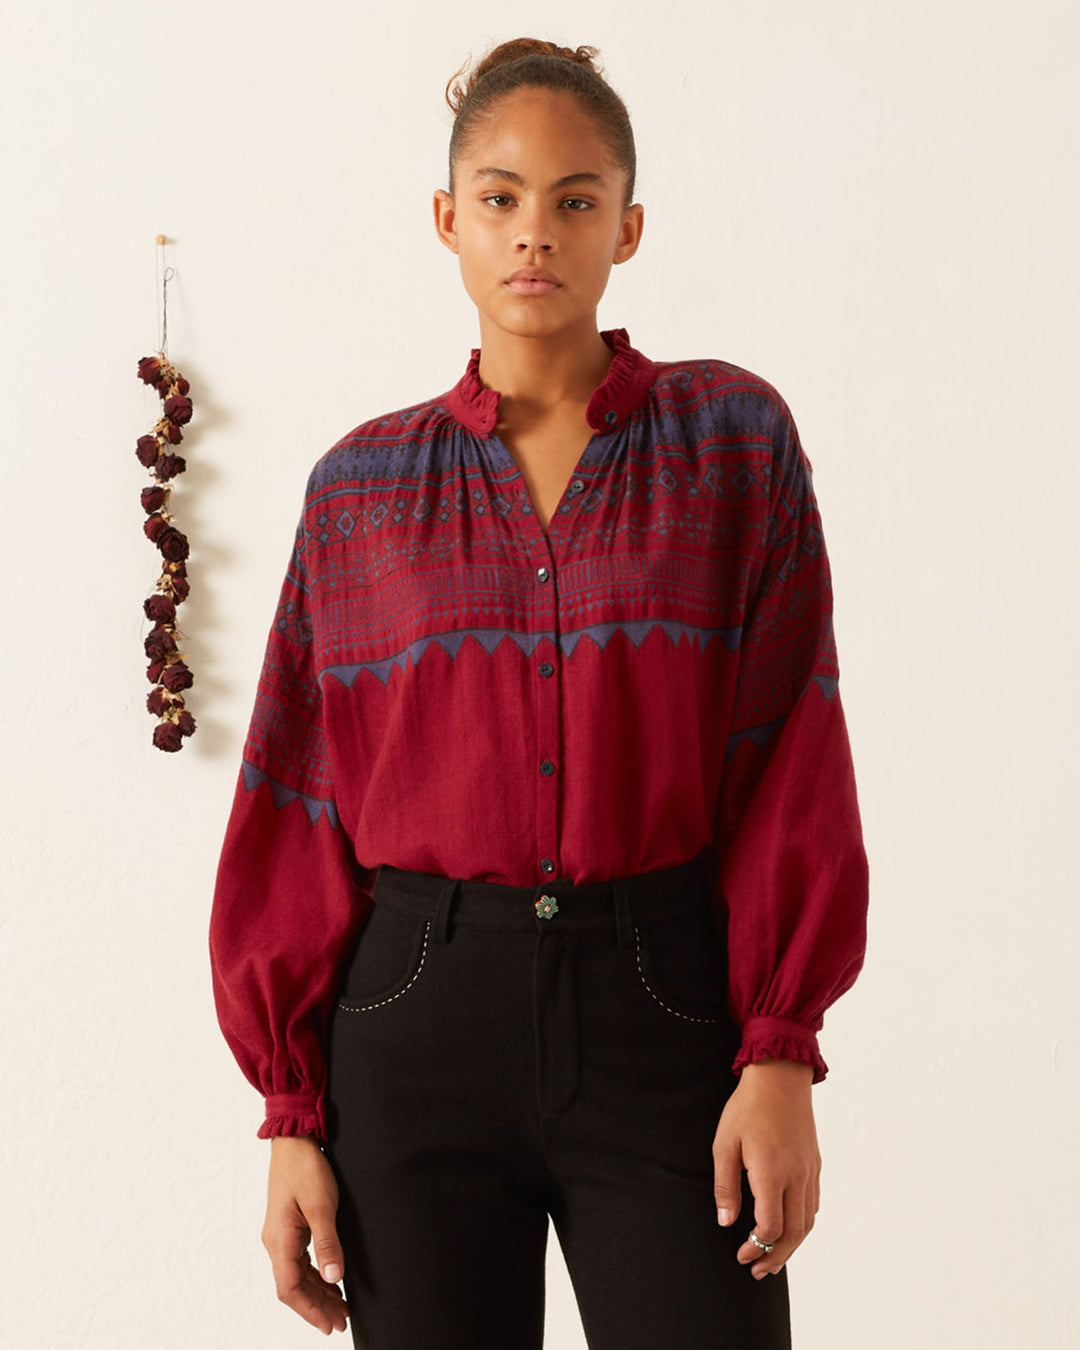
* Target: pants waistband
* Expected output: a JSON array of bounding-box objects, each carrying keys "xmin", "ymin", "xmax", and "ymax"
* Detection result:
[{"xmin": 371, "ymin": 848, "xmax": 717, "ymax": 947}]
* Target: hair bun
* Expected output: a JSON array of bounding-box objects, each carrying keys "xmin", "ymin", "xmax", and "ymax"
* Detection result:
[{"xmin": 446, "ymin": 37, "xmax": 603, "ymax": 114}]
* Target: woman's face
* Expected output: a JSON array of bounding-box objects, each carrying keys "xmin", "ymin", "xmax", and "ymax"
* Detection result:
[{"xmin": 433, "ymin": 86, "xmax": 643, "ymax": 340}]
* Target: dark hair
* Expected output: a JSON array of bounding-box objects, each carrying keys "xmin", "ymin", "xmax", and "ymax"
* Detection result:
[{"xmin": 444, "ymin": 37, "xmax": 636, "ymax": 210}]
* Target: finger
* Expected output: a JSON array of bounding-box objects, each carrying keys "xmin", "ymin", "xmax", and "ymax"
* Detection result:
[
  {"xmin": 739, "ymin": 1210, "xmax": 788, "ymax": 1276},
  {"xmin": 299, "ymin": 1262, "xmax": 351, "ymax": 1333},
  {"xmin": 712, "ymin": 1132, "xmax": 743, "ymax": 1228},
  {"xmin": 307, "ymin": 1201, "xmax": 346, "ymax": 1287},
  {"xmin": 736, "ymin": 1168, "xmax": 784, "ymax": 1267},
  {"xmin": 269, "ymin": 1243, "xmax": 328, "ymax": 1331},
  {"xmin": 266, "ymin": 1227, "xmax": 346, "ymax": 1335},
  {"xmin": 759, "ymin": 1189, "xmax": 806, "ymax": 1278},
  {"xmin": 276, "ymin": 1250, "xmax": 350, "ymax": 1334},
  {"xmin": 748, "ymin": 1176, "xmax": 818, "ymax": 1280},
  {"xmin": 739, "ymin": 1225, "xmax": 785, "ymax": 1276}
]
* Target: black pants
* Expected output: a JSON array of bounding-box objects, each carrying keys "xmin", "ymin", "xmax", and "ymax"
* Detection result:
[{"xmin": 323, "ymin": 854, "xmax": 791, "ymax": 1349}]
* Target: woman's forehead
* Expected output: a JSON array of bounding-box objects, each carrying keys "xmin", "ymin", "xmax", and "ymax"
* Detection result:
[{"xmin": 460, "ymin": 96, "xmax": 613, "ymax": 170}]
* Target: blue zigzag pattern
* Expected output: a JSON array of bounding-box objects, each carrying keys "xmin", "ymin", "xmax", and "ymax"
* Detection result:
[
  {"xmin": 724, "ymin": 674, "xmax": 839, "ymax": 759},
  {"xmin": 242, "ymin": 760, "xmax": 339, "ymax": 828},
  {"xmin": 318, "ymin": 618, "xmax": 744, "ymax": 690}
]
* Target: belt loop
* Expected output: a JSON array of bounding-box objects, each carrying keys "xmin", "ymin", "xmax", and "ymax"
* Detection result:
[
  {"xmin": 613, "ymin": 877, "xmax": 634, "ymax": 948},
  {"xmin": 430, "ymin": 877, "xmax": 459, "ymax": 944}
]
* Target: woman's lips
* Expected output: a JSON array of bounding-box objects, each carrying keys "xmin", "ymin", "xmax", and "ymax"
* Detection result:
[{"xmin": 505, "ymin": 278, "xmax": 561, "ymax": 295}]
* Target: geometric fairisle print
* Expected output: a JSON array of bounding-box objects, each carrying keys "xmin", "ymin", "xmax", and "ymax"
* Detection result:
[
  {"xmin": 307, "ymin": 363, "xmax": 788, "ymax": 513},
  {"xmin": 305, "ymin": 422, "xmax": 773, "ymax": 554},
  {"xmin": 303, "ymin": 376, "xmax": 784, "ymax": 559},
  {"xmin": 318, "ymin": 617, "xmax": 743, "ymax": 691},
  {"xmin": 303, "ymin": 546, "xmax": 758, "ymax": 657},
  {"xmin": 723, "ymin": 673, "xmax": 840, "ymax": 760},
  {"xmin": 241, "ymin": 759, "xmax": 340, "ymax": 828},
  {"xmin": 275, "ymin": 590, "xmax": 313, "ymax": 647}
]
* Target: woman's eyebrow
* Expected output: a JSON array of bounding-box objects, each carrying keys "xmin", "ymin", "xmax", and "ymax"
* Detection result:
[{"xmin": 472, "ymin": 167, "xmax": 606, "ymax": 190}]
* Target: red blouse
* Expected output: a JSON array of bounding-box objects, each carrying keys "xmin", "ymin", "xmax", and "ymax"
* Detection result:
[{"xmin": 208, "ymin": 326, "xmax": 870, "ymax": 1140}]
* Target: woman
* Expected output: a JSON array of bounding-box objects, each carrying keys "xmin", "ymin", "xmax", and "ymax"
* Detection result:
[{"xmin": 209, "ymin": 36, "xmax": 869, "ymax": 1349}]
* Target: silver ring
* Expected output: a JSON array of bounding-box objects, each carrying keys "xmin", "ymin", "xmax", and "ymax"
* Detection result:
[{"xmin": 748, "ymin": 1231, "xmax": 775, "ymax": 1254}]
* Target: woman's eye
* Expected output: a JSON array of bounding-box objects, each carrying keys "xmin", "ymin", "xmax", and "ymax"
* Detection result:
[{"xmin": 481, "ymin": 195, "xmax": 593, "ymax": 211}]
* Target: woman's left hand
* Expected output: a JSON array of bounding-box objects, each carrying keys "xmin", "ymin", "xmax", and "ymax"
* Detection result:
[{"xmin": 711, "ymin": 1057, "xmax": 820, "ymax": 1278}]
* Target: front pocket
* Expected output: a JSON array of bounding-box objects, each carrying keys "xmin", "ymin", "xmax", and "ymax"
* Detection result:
[
  {"xmin": 335, "ymin": 903, "xmax": 432, "ymax": 1012},
  {"xmin": 633, "ymin": 914, "xmax": 730, "ymax": 1024}
]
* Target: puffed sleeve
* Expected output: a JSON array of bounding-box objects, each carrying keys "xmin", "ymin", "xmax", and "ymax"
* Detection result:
[
  {"xmin": 208, "ymin": 477, "xmax": 377, "ymax": 1139},
  {"xmin": 714, "ymin": 398, "xmax": 869, "ymax": 1084}
]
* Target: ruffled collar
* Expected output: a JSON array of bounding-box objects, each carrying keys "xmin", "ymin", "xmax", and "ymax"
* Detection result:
[{"xmin": 444, "ymin": 326, "xmax": 659, "ymax": 437}]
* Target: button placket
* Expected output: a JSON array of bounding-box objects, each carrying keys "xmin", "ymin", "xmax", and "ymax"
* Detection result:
[{"xmin": 534, "ymin": 554, "xmax": 561, "ymax": 881}]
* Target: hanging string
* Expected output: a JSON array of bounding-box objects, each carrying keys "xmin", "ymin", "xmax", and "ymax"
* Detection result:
[{"xmin": 155, "ymin": 233, "xmax": 174, "ymax": 361}]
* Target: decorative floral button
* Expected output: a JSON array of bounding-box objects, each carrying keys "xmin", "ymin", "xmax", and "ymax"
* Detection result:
[{"xmin": 535, "ymin": 894, "xmax": 559, "ymax": 919}]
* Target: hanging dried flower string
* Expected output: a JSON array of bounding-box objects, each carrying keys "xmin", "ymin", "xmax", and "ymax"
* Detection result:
[{"xmin": 136, "ymin": 236, "xmax": 196, "ymax": 751}]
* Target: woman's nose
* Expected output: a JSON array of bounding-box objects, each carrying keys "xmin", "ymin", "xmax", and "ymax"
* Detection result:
[{"xmin": 513, "ymin": 201, "xmax": 558, "ymax": 249}]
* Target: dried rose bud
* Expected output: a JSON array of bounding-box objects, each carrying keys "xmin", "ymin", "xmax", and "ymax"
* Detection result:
[
  {"xmin": 137, "ymin": 356, "xmax": 162, "ymax": 385},
  {"xmin": 144, "ymin": 625, "xmax": 177, "ymax": 662},
  {"xmin": 177, "ymin": 708, "xmax": 196, "ymax": 736},
  {"xmin": 163, "ymin": 420, "xmax": 183, "ymax": 445},
  {"xmin": 164, "ymin": 393, "xmax": 193, "ymax": 426},
  {"xmin": 176, "ymin": 375, "xmax": 190, "ymax": 396},
  {"xmin": 154, "ymin": 719, "xmax": 184, "ymax": 752},
  {"xmin": 171, "ymin": 573, "xmax": 191, "ymax": 603},
  {"xmin": 146, "ymin": 685, "xmax": 169, "ymax": 716},
  {"xmin": 141, "ymin": 484, "xmax": 167, "ymax": 513},
  {"xmin": 161, "ymin": 660, "xmax": 194, "ymax": 693},
  {"xmin": 157, "ymin": 525, "xmax": 190, "ymax": 562},
  {"xmin": 147, "ymin": 658, "xmax": 166, "ymax": 683},
  {"xmin": 144, "ymin": 593, "xmax": 175, "ymax": 622},
  {"xmin": 136, "ymin": 435, "xmax": 161, "ymax": 468},
  {"xmin": 144, "ymin": 513, "xmax": 168, "ymax": 544},
  {"xmin": 156, "ymin": 453, "xmax": 187, "ymax": 481}
]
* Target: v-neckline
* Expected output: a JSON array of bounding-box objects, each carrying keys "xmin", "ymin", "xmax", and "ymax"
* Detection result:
[
  {"xmin": 442, "ymin": 326, "xmax": 662, "ymax": 553},
  {"xmin": 488, "ymin": 427, "xmax": 599, "ymax": 551}
]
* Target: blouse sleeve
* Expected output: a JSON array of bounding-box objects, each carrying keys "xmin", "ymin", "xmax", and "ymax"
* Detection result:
[
  {"xmin": 208, "ymin": 483, "xmax": 377, "ymax": 1140},
  {"xmin": 714, "ymin": 399, "xmax": 869, "ymax": 1084}
]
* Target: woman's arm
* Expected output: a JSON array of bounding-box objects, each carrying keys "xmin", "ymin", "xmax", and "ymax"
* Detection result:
[
  {"xmin": 208, "ymin": 475, "xmax": 377, "ymax": 1141},
  {"xmin": 709, "ymin": 392, "xmax": 869, "ymax": 1272},
  {"xmin": 713, "ymin": 394, "xmax": 869, "ymax": 1084}
]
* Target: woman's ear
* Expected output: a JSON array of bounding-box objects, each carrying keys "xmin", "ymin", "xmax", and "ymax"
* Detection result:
[
  {"xmin": 432, "ymin": 189, "xmax": 459, "ymax": 254},
  {"xmin": 613, "ymin": 202, "xmax": 645, "ymax": 266}
]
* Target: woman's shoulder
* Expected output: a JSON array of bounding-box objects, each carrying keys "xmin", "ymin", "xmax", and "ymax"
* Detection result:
[
  {"xmin": 303, "ymin": 389, "xmax": 458, "ymax": 494},
  {"xmin": 651, "ymin": 350, "xmax": 794, "ymax": 427},
  {"xmin": 646, "ymin": 350, "xmax": 808, "ymax": 478}
]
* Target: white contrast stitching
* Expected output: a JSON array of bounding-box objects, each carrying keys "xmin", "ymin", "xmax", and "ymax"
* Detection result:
[
  {"xmin": 633, "ymin": 925, "xmax": 727, "ymax": 1023},
  {"xmin": 336, "ymin": 920, "xmax": 431, "ymax": 1012}
]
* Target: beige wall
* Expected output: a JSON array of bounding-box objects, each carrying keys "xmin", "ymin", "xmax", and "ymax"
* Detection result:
[{"xmin": 2, "ymin": 1, "xmax": 1077, "ymax": 1345}]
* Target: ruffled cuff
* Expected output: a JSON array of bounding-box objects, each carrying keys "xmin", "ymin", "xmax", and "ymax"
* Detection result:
[
  {"xmin": 732, "ymin": 1015, "xmax": 829, "ymax": 1085},
  {"xmin": 257, "ymin": 1092, "xmax": 326, "ymax": 1141}
]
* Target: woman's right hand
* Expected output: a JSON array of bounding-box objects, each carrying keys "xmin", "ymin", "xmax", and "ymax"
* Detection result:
[{"xmin": 263, "ymin": 1134, "xmax": 350, "ymax": 1335}]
